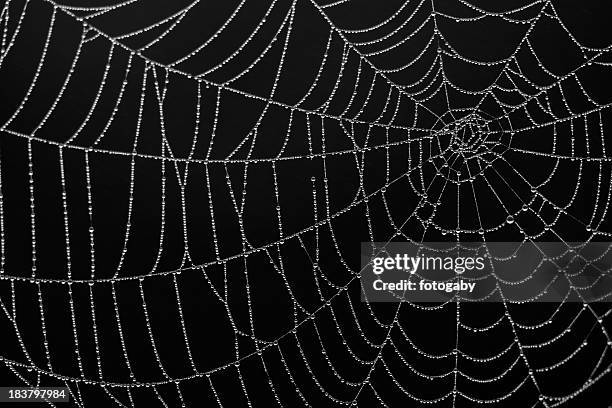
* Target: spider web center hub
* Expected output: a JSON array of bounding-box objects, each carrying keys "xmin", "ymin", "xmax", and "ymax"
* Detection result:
[{"xmin": 428, "ymin": 113, "xmax": 512, "ymax": 184}]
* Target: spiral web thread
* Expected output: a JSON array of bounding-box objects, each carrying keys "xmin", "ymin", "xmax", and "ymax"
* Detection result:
[{"xmin": 1, "ymin": 0, "xmax": 612, "ymax": 406}]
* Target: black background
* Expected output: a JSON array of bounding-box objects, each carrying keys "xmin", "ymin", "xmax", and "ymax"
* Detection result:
[{"xmin": 1, "ymin": 0, "xmax": 612, "ymax": 406}]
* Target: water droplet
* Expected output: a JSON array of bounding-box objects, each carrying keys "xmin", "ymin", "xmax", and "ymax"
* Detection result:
[{"xmin": 506, "ymin": 215, "xmax": 514, "ymax": 224}]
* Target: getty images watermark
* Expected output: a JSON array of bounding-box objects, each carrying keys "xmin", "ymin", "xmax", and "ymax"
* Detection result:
[
  {"xmin": 371, "ymin": 253, "xmax": 481, "ymax": 293},
  {"xmin": 360, "ymin": 242, "xmax": 612, "ymax": 303}
]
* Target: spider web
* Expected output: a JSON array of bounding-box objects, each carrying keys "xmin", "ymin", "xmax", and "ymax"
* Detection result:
[{"xmin": 1, "ymin": 0, "xmax": 612, "ymax": 406}]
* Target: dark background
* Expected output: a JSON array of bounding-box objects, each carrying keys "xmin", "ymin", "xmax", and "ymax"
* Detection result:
[{"xmin": 1, "ymin": 0, "xmax": 612, "ymax": 406}]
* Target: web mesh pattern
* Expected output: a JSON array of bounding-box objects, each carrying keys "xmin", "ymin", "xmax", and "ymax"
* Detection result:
[{"xmin": 1, "ymin": 0, "xmax": 612, "ymax": 406}]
